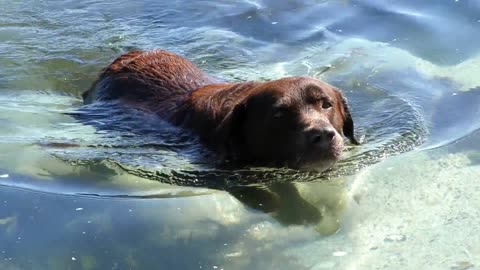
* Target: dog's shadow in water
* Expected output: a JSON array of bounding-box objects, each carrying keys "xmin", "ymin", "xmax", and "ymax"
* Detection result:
[
  {"xmin": 228, "ymin": 183, "xmax": 325, "ymax": 226},
  {"xmin": 208, "ymin": 180, "xmax": 347, "ymax": 233}
]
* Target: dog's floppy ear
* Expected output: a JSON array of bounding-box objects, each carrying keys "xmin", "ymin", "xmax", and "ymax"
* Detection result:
[
  {"xmin": 214, "ymin": 101, "xmax": 248, "ymax": 159},
  {"xmin": 337, "ymin": 89, "xmax": 360, "ymax": 145}
]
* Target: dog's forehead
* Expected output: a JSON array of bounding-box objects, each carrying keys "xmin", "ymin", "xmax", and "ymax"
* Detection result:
[
  {"xmin": 248, "ymin": 78, "xmax": 338, "ymax": 109},
  {"xmin": 301, "ymin": 79, "xmax": 336, "ymax": 95},
  {"xmin": 270, "ymin": 79, "xmax": 335, "ymax": 100}
]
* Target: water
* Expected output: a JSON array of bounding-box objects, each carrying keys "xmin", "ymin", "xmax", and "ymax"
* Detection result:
[{"xmin": 1, "ymin": 0, "xmax": 479, "ymax": 269}]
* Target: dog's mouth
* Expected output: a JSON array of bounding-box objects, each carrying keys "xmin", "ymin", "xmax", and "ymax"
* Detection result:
[{"xmin": 293, "ymin": 137, "xmax": 344, "ymax": 170}]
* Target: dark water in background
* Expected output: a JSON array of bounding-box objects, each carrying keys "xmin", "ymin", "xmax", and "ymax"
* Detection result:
[{"xmin": 1, "ymin": 1, "xmax": 480, "ymax": 269}]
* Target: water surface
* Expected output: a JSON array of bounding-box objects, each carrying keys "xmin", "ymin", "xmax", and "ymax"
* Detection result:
[{"xmin": 1, "ymin": 1, "xmax": 480, "ymax": 269}]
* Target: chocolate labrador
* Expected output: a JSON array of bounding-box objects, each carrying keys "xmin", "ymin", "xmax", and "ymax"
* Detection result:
[{"xmin": 83, "ymin": 50, "xmax": 359, "ymax": 169}]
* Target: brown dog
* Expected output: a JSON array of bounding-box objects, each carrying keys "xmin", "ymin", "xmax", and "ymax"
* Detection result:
[{"xmin": 83, "ymin": 50, "xmax": 359, "ymax": 169}]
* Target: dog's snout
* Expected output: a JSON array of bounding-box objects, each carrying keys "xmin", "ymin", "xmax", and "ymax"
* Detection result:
[{"xmin": 308, "ymin": 127, "xmax": 336, "ymax": 145}]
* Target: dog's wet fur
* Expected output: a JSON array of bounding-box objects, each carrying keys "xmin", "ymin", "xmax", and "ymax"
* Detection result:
[{"xmin": 83, "ymin": 50, "xmax": 358, "ymax": 169}]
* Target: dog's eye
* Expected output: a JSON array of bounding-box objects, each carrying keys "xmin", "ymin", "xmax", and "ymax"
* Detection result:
[{"xmin": 322, "ymin": 100, "xmax": 333, "ymax": 109}]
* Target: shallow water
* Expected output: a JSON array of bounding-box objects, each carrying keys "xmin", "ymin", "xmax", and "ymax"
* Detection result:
[{"xmin": 1, "ymin": 1, "xmax": 480, "ymax": 269}]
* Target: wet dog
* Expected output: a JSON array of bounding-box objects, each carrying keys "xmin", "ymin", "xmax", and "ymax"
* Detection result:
[{"xmin": 83, "ymin": 50, "xmax": 359, "ymax": 169}]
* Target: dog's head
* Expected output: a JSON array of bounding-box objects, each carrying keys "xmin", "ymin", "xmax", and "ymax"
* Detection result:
[{"xmin": 217, "ymin": 77, "xmax": 359, "ymax": 169}]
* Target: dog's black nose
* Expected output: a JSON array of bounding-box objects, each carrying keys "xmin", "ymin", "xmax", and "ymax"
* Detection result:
[{"xmin": 309, "ymin": 127, "xmax": 336, "ymax": 145}]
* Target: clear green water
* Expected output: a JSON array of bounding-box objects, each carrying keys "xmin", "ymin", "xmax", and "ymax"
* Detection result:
[{"xmin": 1, "ymin": 1, "xmax": 480, "ymax": 269}]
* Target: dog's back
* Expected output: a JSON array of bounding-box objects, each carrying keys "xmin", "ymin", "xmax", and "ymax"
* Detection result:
[{"xmin": 83, "ymin": 50, "xmax": 215, "ymax": 117}]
